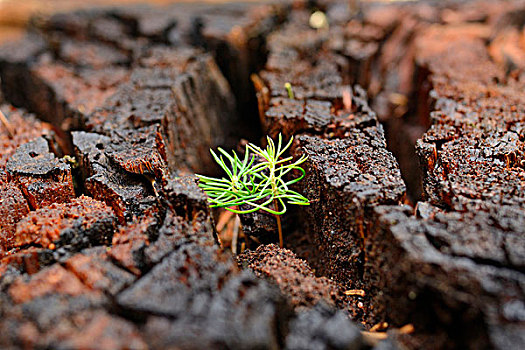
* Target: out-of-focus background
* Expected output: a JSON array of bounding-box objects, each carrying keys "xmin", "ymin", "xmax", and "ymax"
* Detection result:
[
  {"xmin": 0, "ymin": 0, "xmax": 406, "ymax": 44},
  {"xmin": 0, "ymin": 0, "xmax": 271, "ymax": 44}
]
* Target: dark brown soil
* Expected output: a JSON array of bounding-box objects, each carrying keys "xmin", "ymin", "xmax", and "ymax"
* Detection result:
[{"xmin": 238, "ymin": 244, "xmax": 340, "ymax": 311}]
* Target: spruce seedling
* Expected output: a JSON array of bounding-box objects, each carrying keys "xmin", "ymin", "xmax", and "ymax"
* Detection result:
[{"xmin": 196, "ymin": 134, "xmax": 309, "ymax": 248}]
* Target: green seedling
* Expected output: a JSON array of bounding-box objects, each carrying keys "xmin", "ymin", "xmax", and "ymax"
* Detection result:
[
  {"xmin": 284, "ymin": 82, "xmax": 295, "ymax": 99},
  {"xmin": 197, "ymin": 133, "xmax": 309, "ymax": 248}
]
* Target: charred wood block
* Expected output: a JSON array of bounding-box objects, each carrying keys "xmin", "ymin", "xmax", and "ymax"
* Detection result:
[
  {"xmin": 162, "ymin": 175, "xmax": 212, "ymax": 221},
  {"xmin": 84, "ymin": 84, "xmax": 174, "ymax": 134},
  {"xmin": 0, "ymin": 294, "xmax": 145, "ymax": 350},
  {"xmin": 87, "ymin": 47, "xmax": 236, "ymax": 174},
  {"xmin": 0, "ymin": 35, "xmax": 129, "ymax": 130},
  {"xmin": 0, "ymin": 294, "xmax": 107, "ymax": 347},
  {"xmin": 117, "ymin": 244, "xmax": 237, "ymax": 318},
  {"xmin": 33, "ymin": 9, "xmax": 106, "ymax": 39},
  {"xmin": 25, "ymin": 60, "xmax": 129, "ymax": 130},
  {"xmin": 39, "ymin": 310, "xmax": 147, "ymax": 350},
  {"xmin": 139, "ymin": 47, "xmax": 237, "ymax": 151},
  {"xmin": 64, "ymin": 247, "xmax": 136, "ymax": 296},
  {"xmin": 15, "ymin": 176, "xmax": 75, "ymax": 210},
  {"xmin": 8, "ymin": 264, "xmax": 104, "ymax": 305},
  {"xmin": 291, "ymin": 130, "xmax": 405, "ymax": 289},
  {"xmin": 285, "ymin": 302, "xmax": 363, "ymax": 350},
  {"xmin": 105, "ymin": 125, "xmax": 168, "ymax": 180},
  {"xmin": 260, "ymin": 57, "xmax": 345, "ymax": 101},
  {"xmin": 0, "ymin": 105, "xmax": 50, "ymax": 169},
  {"xmin": 13, "ymin": 57, "xmax": 128, "ymax": 131},
  {"xmin": 238, "ymin": 244, "xmax": 340, "ymax": 311},
  {"xmin": 54, "ymin": 38, "xmax": 130, "ymax": 69},
  {"xmin": 72, "ymin": 131, "xmax": 157, "ymax": 222},
  {"xmin": 265, "ymin": 10, "xmax": 329, "ymax": 65},
  {"xmin": 144, "ymin": 209, "xmax": 216, "ymax": 267},
  {"xmin": 11, "ymin": 195, "xmax": 116, "ymax": 253},
  {"xmin": 417, "ymin": 132, "xmax": 525, "ymax": 210},
  {"xmin": 113, "ymin": 5, "xmax": 178, "ymax": 41},
  {"xmin": 85, "ymin": 162, "xmax": 156, "ymax": 223},
  {"xmin": 0, "ymin": 246, "xmax": 54, "ymax": 277},
  {"xmin": 261, "ymin": 85, "xmax": 377, "ymax": 140},
  {"xmin": 109, "ymin": 213, "xmax": 157, "ymax": 276},
  {"xmin": 164, "ymin": 52, "xmax": 237, "ymax": 171},
  {"xmin": 365, "ymin": 204, "xmax": 525, "ymax": 349},
  {"xmin": 143, "ymin": 271, "xmax": 288, "ymax": 350},
  {"xmin": 6, "ymin": 137, "xmax": 74, "ymax": 209},
  {"xmin": 0, "ymin": 182, "xmax": 30, "ymax": 249},
  {"xmin": 413, "ymin": 23, "xmax": 525, "ymax": 209},
  {"xmin": 6, "ymin": 137, "xmax": 68, "ymax": 177},
  {"xmin": 0, "ymin": 34, "xmax": 48, "ymax": 109}
]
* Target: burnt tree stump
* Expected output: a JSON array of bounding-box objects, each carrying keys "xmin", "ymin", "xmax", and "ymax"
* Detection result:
[{"xmin": 0, "ymin": 1, "xmax": 524, "ymax": 349}]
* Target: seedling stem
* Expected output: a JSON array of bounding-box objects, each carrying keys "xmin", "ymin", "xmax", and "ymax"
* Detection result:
[{"xmin": 274, "ymin": 199, "xmax": 283, "ymax": 248}]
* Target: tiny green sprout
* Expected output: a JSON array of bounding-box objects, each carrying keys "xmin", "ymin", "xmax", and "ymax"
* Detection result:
[
  {"xmin": 62, "ymin": 155, "xmax": 78, "ymax": 169},
  {"xmin": 284, "ymin": 82, "xmax": 295, "ymax": 99},
  {"xmin": 196, "ymin": 133, "xmax": 309, "ymax": 248}
]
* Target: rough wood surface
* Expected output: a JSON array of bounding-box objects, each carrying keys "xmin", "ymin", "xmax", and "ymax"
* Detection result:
[{"xmin": 0, "ymin": 1, "xmax": 524, "ymax": 349}]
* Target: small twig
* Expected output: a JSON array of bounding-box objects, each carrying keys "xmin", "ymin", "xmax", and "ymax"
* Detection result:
[
  {"xmin": 344, "ymin": 289, "xmax": 366, "ymax": 297},
  {"xmin": 342, "ymin": 86, "xmax": 353, "ymax": 111},
  {"xmin": 399, "ymin": 324, "xmax": 415, "ymax": 334},
  {"xmin": 369, "ymin": 322, "xmax": 389, "ymax": 332},
  {"xmin": 361, "ymin": 331, "xmax": 388, "ymax": 346},
  {"xmin": 231, "ymin": 215, "xmax": 240, "ymax": 255},
  {"xmin": 362, "ymin": 323, "xmax": 414, "ymax": 347},
  {"xmin": 0, "ymin": 108, "xmax": 14, "ymax": 139}
]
